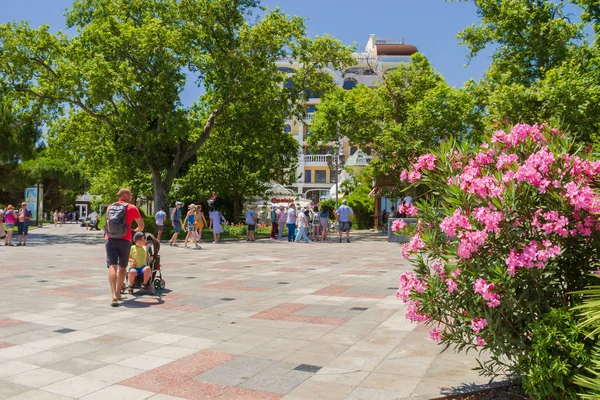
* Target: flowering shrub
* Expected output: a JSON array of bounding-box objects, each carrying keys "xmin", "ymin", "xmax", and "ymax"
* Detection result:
[{"xmin": 396, "ymin": 124, "xmax": 600, "ymax": 396}]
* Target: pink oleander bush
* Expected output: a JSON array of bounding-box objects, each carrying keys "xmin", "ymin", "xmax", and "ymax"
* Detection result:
[{"xmin": 395, "ymin": 123, "xmax": 600, "ymax": 398}]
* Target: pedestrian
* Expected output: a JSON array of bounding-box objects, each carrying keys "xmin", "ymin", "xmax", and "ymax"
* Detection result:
[
  {"xmin": 59, "ymin": 208, "xmax": 64, "ymax": 226},
  {"xmin": 245, "ymin": 205, "xmax": 257, "ymax": 241},
  {"xmin": 286, "ymin": 203, "xmax": 297, "ymax": 242},
  {"xmin": 169, "ymin": 201, "xmax": 183, "ymax": 247},
  {"xmin": 155, "ymin": 207, "xmax": 167, "ymax": 240},
  {"xmin": 104, "ymin": 188, "xmax": 144, "ymax": 307},
  {"xmin": 277, "ymin": 205, "xmax": 286, "ymax": 241},
  {"xmin": 269, "ymin": 206, "xmax": 278, "ymax": 240},
  {"xmin": 4, "ymin": 205, "xmax": 15, "ymax": 246},
  {"xmin": 183, "ymin": 204, "xmax": 198, "ymax": 249},
  {"xmin": 53, "ymin": 209, "xmax": 59, "ymax": 227},
  {"xmin": 295, "ymin": 208, "xmax": 310, "ymax": 243},
  {"xmin": 195, "ymin": 205, "xmax": 207, "ymax": 242},
  {"xmin": 209, "ymin": 205, "xmax": 224, "ymax": 243},
  {"xmin": 304, "ymin": 207, "xmax": 311, "ymax": 237},
  {"xmin": 320, "ymin": 205, "xmax": 330, "ymax": 242},
  {"xmin": 311, "ymin": 205, "xmax": 321, "ymax": 241},
  {"xmin": 381, "ymin": 209, "xmax": 389, "ymax": 235},
  {"xmin": 16, "ymin": 202, "xmax": 32, "ymax": 246},
  {"xmin": 0, "ymin": 207, "xmax": 5, "ymax": 240},
  {"xmin": 335, "ymin": 199, "xmax": 355, "ymax": 243}
]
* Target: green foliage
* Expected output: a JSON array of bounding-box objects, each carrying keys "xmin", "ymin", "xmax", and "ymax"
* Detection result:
[
  {"xmin": 343, "ymin": 184, "xmax": 374, "ymax": 229},
  {"xmin": 0, "ymin": 0, "xmax": 354, "ymax": 212},
  {"xmin": 573, "ymin": 277, "xmax": 600, "ymax": 399},
  {"xmin": 308, "ymin": 54, "xmax": 484, "ymax": 184},
  {"xmin": 521, "ymin": 309, "xmax": 592, "ymax": 400}
]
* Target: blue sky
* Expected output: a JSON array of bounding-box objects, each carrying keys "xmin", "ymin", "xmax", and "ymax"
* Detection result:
[{"xmin": 2, "ymin": 0, "xmax": 590, "ymax": 106}]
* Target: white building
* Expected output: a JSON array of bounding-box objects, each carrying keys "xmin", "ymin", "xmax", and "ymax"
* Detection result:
[{"xmin": 276, "ymin": 34, "xmax": 418, "ymax": 202}]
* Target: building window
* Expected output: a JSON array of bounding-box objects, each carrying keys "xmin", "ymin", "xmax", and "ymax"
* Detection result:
[
  {"xmin": 343, "ymin": 78, "xmax": 358, "ymax": 90},
  {"xmin": 285, "ymin": 79, "xmax": 294, "ymax": 89},
  {"xmin": 277, "ymin": 67, "xmax": 294, "ymax": 73},
  {"xmin": 284, "ymin": 124, "xmax": 292, "ymax": 133},
  {"xmin": 307, "ymin": 105, "xmax": 317, "ymax": 113},
  {"xmin": 305, "ymin": 170, "xmax": 312, "ymax": 183},
  {"xmin": 315, "ymin": 170, "xmax": 327, "ymax": 183}
]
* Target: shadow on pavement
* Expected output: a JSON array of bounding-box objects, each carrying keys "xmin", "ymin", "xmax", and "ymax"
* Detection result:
[{"xmin": 28, "ymin": 230, "xmax": 104, "ymax": 246}]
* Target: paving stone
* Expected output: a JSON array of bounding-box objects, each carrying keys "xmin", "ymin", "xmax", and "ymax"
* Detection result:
[
  {"xmin": 0, "ymin": 226, "xmax": 500, "ymax": 399},
  {"xmin": 294, "ymin": 363, "xmax": 322, "ymax": 373}
]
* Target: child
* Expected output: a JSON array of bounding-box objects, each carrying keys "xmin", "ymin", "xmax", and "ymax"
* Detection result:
[{"xmin": 127, "ymin": 232, "xmax": 153, "ymax": 295}]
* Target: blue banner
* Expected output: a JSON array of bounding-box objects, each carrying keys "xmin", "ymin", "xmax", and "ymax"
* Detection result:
[{"xmin": 25, "ymin": 187, "xmax": 37, "ymax": 223}]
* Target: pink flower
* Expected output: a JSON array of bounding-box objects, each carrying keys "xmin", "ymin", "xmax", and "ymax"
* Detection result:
[
  {"xmin": 473, "ymin": 207, "xmax": 504, "ymax": 234},
  {"xmin": 397, "ymin": 272, "xmax": 427, "ymax": 302},
  {"xmin": 440, "ymin": 209, "xmax": 471, "ymax": 238},
  {"xmin": 406, "ymin": 300, "xmax": 429, "ymax": 323},
  {"xmin": 496, "ymin": 153, "xmax": 519, "ymax": 170},
  {"xmin": 400, "ymin": 233, "xmax": 425, "ymax": 258},
  {"xmin": 445, "ymin": 278, "xmax": 458, "ymax": 293},
  {"xmin": 564, "ymin": 182, "xmax": 595, "ymax": 211},
  {"xmin": 473, "ymin": 278, "xmax": 501, "ymax": 308},
  {"xmin": 505, "ymin": 241, "xmax": 562, "ymax": 275},
  {"xmin": 391, "ymin": 219, "xmax": 406, "ymax": 232},
  {"xmin": 400, "ymin": 170, "xmax": 408, "ymax": 181},
  {"xmin": 471, "ymin": 318, "xmax": 488, "ymax": 333},
  {"xmin": 475, "ymin": 336, "xmax": 487, "ymax": 347},
  {"xmin": 457, "ymin": 230, "xmax": 488, "ymax": 259},
  {"xmin": 415, "ymin": 153, "xmax": 437, "ymax": 171},
  {"xmin": 431, "ymin": 259, "xmax": 445, "ymax": 275},
  {"xmin": 430, "ymin": 328, "xmax": 442, "ymax": 342},
  {"xmin": 398, "ymin": 203, "xmax": 418, "ymax": 217}
]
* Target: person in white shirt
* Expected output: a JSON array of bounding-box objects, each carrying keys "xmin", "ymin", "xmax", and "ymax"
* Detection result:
[
  {"xmin": 286, "ymin": 203, "xmax": 297, "ymax": 242},
  {"xmin": 155, "ymin": 207, "xmax": 167, "ymax": 240},
  {"xmin": 295, "ymin": 208, "xmax": 310, "ymax": 243}
]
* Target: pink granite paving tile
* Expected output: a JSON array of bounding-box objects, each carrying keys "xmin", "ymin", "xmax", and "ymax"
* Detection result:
[
  {"xmin": 309, "ymin": 317, "xmax": 349, "ymax": 326},
  {"xmin": 277, "ymin": 303, "xmax": 310, "ymax": 313},
  {"xmin": 251, "ymin": 303, "xmax": 309, "ymax": 321},
  {"xmin": 280, "ymin": 315, "xmax": 317, "ymax": 323},
  {"xmin": 275, "ymin": 268, "xmax": 306, "ymax": 273},
  {"xmin": 122, "ymin": 351, "xmax": 237, "ymax": 392},
  {"xmin": 0, "ymin": 342, "xmax": 15, "ymax": 349},
  {"xmin": 344, "ymin": 293, "xmax": 387, "ymax": 299},
  {"xmin": 205, "ymin": 280, "xmax": 268, "ymax": 292},
  {"xmin": 162, "ymin": 293, "xmax": 186, "ymax": 301},
  {"xmin": 49, "ymin": 270, "xmax": 91, "ymax": 277},
  {"xmin": 0, "ymin": 319, "xmax": 25, "ymax": 328},
  {"xmin": 312, "ymin": 285, "xmax": 352, "ymax": 296},
  {"xmin": 163, "ymin": 380, "xmax": 229, "ymax": 400},
  {"xmin": 342, "ymin": 270, "xmax": 381, "ymax": 276},
  {"xmin": 218, "ymin": 387, "xmax": 283, "ymax": 400}
]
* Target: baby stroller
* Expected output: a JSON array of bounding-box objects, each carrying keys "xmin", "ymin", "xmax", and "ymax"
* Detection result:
[{"xmin": 122, "ymin": 233, "xmax": 166, "ymax": 294}]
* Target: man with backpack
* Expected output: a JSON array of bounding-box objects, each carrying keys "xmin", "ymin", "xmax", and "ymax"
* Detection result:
[{"xmin": 104, "ymin": 188, "xmax": 144, "ymax": 307}]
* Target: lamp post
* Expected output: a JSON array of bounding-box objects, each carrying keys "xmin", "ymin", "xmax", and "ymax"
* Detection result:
[{"xmin": 326, "ymin": 149, "xmax": 342, "ymax": 210}]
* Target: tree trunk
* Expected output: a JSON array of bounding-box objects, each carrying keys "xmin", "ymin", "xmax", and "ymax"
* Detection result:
[
  {"xmin": 232, "ymin": 192, "xmax": 242, "ymax": 223},
  {"xmin": 152, "ymin": 178, "xmax": 170, "ymax": 215}
]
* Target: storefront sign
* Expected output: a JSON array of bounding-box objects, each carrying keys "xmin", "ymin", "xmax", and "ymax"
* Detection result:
[{"xmin": 271, "ymin": 198, "xmax": 295, "ymax": 204}]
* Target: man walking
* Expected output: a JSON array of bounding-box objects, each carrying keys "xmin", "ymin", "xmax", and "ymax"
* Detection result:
[
  {"xmin": 16, "ymin": 202, "xmax": 32, "ymax": 246},
  {"xmin": 286, "ymin": 203, "xmax": 297, "ymax": 242},
  {"xmin": 169, "ymin": 201, "xmax": 182, "ymax": 247},
  {"xmin": 155, "ymin": 207, "xmax": 167, "ymax": 240},
  {"xmin": 335, "ymin": 199, "xmax": 354, "ymax": 243},
  {"xmin": 105, "ymin": 188, "xmax": 144, "ymax": 307},
  {"xmin": 269, "ymin": 206, "xmax": 279, "ymax": 240}
]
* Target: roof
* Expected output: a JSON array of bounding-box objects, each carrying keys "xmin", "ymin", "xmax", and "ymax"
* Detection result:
[{"xmin": 375, "ymin": 44, "xmax": 418, "ymax": 56}]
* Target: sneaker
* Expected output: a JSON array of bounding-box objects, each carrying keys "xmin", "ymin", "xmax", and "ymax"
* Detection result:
[
  {"xmin": 16, "ymin": 243, "xmax": 22, "ymax": 246},
  {"xmin": 347, "ymin": 239, "xmax": 351, "ymax": 243}
]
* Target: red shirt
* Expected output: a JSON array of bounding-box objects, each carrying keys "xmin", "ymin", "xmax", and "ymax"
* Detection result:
[{"xmin": 104, "ymin": 201, "xmax": 141, "ymax": 242}]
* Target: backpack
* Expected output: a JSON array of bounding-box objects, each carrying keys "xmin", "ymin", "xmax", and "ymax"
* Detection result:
[{"xmin": 104, "ymin": 202, "xmax": 129, "ymax": 239}]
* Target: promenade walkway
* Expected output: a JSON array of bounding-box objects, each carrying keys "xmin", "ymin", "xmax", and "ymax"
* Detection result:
[{"xmin": 0, "ymin": 224, "xmax": 501, "ymax": 399}]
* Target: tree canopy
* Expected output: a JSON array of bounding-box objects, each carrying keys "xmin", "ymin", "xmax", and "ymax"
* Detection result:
[{"xmin": 0, "ymin": 0, "xmax": 354, "ymax": 211}]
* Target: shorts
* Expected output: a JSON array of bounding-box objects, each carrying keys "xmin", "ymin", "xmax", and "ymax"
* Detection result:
[
  {"xmin": 186, "ymin": 223, "xmax": 195, "ymax": 232},
  {"xmin": 105, "ymin": 238, "xmax": 131, "ymax": 269},
  {"xmin": 129, "ymin": 266, "xmax": 147, "ymax": 276},
  {"xmin": 5, "ymin": 223, "xmax": 14, "ymax": 229},
  {"xmin": 156, "ymin": 224, "xmax": 164, "ymax": 231},
  {"xmin": 320, "ymin": 218, "xmax": 329, "ymax": 229},
  {"xmin": 339, "ymin": 221, "xmax": 351, "ymax": 232},
  {"xmin": 173, "ymin": 221, "xmax": 181, "ymax": 233},
  {"xmin": 247, "ymin": 224, "xmax": 256, "ymax": 231},
  {"xmin": 17, "ymin": 222, "xmax": 28, "ymax": 236}
]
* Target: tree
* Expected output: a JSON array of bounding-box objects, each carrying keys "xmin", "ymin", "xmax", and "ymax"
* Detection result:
[
  {"xmin": 0, "ymin": 0, "xmax": 354, "ymax": 212},
  {"xmin": 308, "ymin": 54, "xmax": 484, "ymax": 184},
  {"xmin": 451, "ymin": 0, "xmax": 584, "ymax": 85},
  {"xmin": 179, "ymin": 106, "xmax": 298, "ymax": 220}
]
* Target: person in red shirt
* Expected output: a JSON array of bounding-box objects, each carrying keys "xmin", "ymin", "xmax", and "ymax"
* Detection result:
[{"xmin": 105, "ymin": 188, "xmax": 144, "ymax": 307}]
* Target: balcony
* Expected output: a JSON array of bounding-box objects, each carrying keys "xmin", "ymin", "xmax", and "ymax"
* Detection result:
[{"xmin": 300, "ymin": 155, "xmax": 340, "ymax": 165}]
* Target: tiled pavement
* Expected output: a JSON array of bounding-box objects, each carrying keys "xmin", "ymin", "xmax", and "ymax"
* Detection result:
[{"xmin": 0, "ymin": 224, "xmax": 502, "ymax": 399}]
